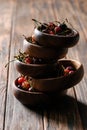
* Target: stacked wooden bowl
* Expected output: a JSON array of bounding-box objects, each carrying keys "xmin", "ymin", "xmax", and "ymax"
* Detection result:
[{"xmin": 13, "ymin": 21, "xmax": 84, "ymax": 106}]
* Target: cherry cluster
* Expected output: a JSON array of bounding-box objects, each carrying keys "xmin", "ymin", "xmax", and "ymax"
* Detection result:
[{"xmin": 32, "ymin": 19, "xmax": 72, "ymax": 35}]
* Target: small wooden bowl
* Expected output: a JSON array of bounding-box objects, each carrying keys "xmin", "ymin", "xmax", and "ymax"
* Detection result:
[
  {"xmin": 14, "ymin": 60, "xmax": 58, "ymax": 78},
  {"xmin": 33, "ymin": 28, "xmax": 79, "ymax": 48},
  {"xmin": 13, "ymin": 78, "xmax": 67, "ymax": 105},
  {"xmin": 23, "ymin": 39, "xmax": 68, "ymax": 59},
  {"xmin": 30, "ymin": 59, "xmax": 84, "ymax": 93}
]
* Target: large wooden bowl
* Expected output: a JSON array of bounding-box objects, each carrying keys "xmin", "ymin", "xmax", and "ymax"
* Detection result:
[
  {"xmin": 30, "ymin": 59, "xmax": 84, "ymax": 93},
  {"xmin": 33, "ymin": 28, "xmax": 79, "ymax": 48},
  {"xmin": 23, "ymin": 39, "xmax": 68, "ymax": 59},
  {"xmin": 14, "ymin": 60, "xmax": 58, "ymax": 78},
  {"xmin": 13, "ymin": 78, "xmax": 67, "ymax": 106}
]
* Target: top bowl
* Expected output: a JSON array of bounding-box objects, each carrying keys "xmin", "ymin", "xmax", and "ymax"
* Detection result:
[{"xmin": 33, "ymin": 28, "xmax": 79, "ymax": 48}]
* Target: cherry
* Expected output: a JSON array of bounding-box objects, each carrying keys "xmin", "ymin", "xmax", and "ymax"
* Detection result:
[
  {"xmin": 25, "ymin": 57, "xmax": 31, "ymax": 64},
  {"xmin": 69, "ymin": 70, "xmax": 74, "ymax": 74},
  {"xmin": 22, "ymin": 81, "xmax": 30, "ymax": 90},
  {"xmin": 54, "ymin": 26, "xmax": 61, "ymax": 34},
  {"xmin": 48, "ymin": 22, "xmax": 55, "ymax": 31},
  {"xmin": 64, "ymin": 66, "xmax": 75, "ymax": 76},
  {"xmin": 64, "ymin": 69, "xmax": 70, "ymax": 76},
  {"xmin": 18, "ymin": 76, "xmax": 25, "ymax": 85}
]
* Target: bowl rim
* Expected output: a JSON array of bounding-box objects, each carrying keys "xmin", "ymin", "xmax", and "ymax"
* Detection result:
[
  {"xmin": 15, "ymin": 59, "xmax": 57, "ymax": 67},
  {"xmin": 24, "ymin": 38, "xmax": 45, "ymax": 49},
  {"xmin": 24, "ymin": 38, "xmax": 68, "ymax": 51},
  {"xmin": 35, "ymin": 28, "xmax": 79, "ymax": 38}
]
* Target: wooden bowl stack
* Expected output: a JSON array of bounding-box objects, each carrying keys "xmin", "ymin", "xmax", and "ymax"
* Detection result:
[{"xmin": 13, "ymin": 20, "xmax": 84, "ymax": 105}]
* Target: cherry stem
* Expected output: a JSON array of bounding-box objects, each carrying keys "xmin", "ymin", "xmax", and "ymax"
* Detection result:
[
  {"xmin": 32, "ymin": 19, "xmax": 48, "ymax": 28},
  {"xmin": 5, "ymin": 59, "xmax": 16, "ymax": 68},
  {"xmin": 32, "ymin": 19, "xmax": 42, "ymax": 27},
  {"xmin": 65, "ymin": 18, "xmax": 74, "ymax": 29}
]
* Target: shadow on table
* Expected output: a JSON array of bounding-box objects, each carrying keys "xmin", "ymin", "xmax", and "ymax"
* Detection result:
[{"xmin": 24, "ymin": 94, "xmax": 87, "ymax": 129}]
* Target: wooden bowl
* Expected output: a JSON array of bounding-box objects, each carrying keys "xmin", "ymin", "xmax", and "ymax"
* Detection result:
[
  {"xmin": 13, "ymin": 78, "xmax": 67, "ymax": 105},
  {"xmin": 14, "ymin": 60, "xmax": 58, "ymax": 78},
  {"xmin": 30, "ymin": 59, "xmax": 84, "ymax": 93},
  {"xmin": 23, "ymin": 39, "xmax": 68, "ymax": 59},
  {"xmin": 33, "ymin": 28, "xmax": 79, "ymax": 48}
]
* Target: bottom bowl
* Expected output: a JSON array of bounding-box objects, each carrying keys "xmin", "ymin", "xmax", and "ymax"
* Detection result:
[{"xmin": 13, "ymin": 78, "xmax": 67, "ymax": 106}]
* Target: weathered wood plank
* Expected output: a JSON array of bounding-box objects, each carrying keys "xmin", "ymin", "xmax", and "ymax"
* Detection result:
[
  {"xmin": 68, "ymin": 0, "xmax": 87, "ymax": 129},
  {"xmin": 42, "ymin": 0, "xmax": 84, "ymax": 129},
  {"xmin": 53, "ymin": 0, "xmax": 87, "ymax": 129},
  {"xmin": 4, "ymin": 0, "xmax": 46, "ymax": 130},
  {"xmin": 69, "ymin": 0, "xmax": 87, "ymax": 102},
  {"xmin": 0, "ymin": 0, "xmax": 14, "ymax": 130}
]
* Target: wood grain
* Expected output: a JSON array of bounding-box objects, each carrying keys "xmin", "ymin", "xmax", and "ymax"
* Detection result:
[
  {"xmin": 0, "ymin": 0, "xmax": 14, "ymax": 130},
  {"xmin": 4, "ymin": 0, "xmax": 44, "ymax": 130}
]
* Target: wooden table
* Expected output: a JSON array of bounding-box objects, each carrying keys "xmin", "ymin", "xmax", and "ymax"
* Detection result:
[{"xmin": 0, "ymin": 0, "xmax": 87, "ymax": 129}]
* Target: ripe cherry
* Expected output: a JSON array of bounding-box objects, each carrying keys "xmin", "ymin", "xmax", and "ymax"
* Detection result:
[
  {"xmin": 69, "ymin": 70, "xmax": 74, "ymax": 74},
  {"xmin": 25, "ymin": 57, "xmax": 31, "ymax": 64},
  {"xmin": 18, "ymin": 76, "xmax": 25, "ymax": 85},
  {"xmin": 54, "ymin": 26, "xmax": 61, "ymax": 34},
  {"xmin": 22, "ymin": 81, "xmax": 30, "ymax": 90},
  {"xmin": 48, "ymin": 22, "xmax": 55, "ymax": 30},
  {"xmin": 64, "ymin": 69, "xmax": 70, "ymax": 76}
]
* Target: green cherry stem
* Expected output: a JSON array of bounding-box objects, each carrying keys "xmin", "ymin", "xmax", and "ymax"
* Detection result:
[{"xmin": 5, "ymin": 59, "xmax": 16, "ymax": 68}]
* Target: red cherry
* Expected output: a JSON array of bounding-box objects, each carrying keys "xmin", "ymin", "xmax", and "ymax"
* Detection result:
[
  {"xmin": 48, "ymin": 22, "xmax": 55, "ymax": 30},
  {"xmin": 64, "ymin": 69, "xmax": 70, "ymax": 76},
  {"xmin": 25, "ymin": 57, "xmax": 31, "ymax": 64},
  {"xmin": 22, "ymin": 81, "xmax": 30, "ymax": 90},
  {"xmin": 54, "ymin": 26, "xmax": 61, "ymax": 34},
  {"xmin": 18, "ymin": 76, "xmax": 25, "ymax": 85},
  {"xmin": 69, "ymin": 70, "xmax": 74, "ymax": 74}
]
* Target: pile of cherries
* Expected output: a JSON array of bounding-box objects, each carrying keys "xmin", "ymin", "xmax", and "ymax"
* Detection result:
[
  {"xmin": 32, "ymin": 19, "xmax": 73, "ymax": 35},
  {"xmin": 17, "ymin": 75, "xmax": 36, "ymax": 92},
  {"xmin": 14, "ymin": 51, "xmax": 56, "ymax": 64}
]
